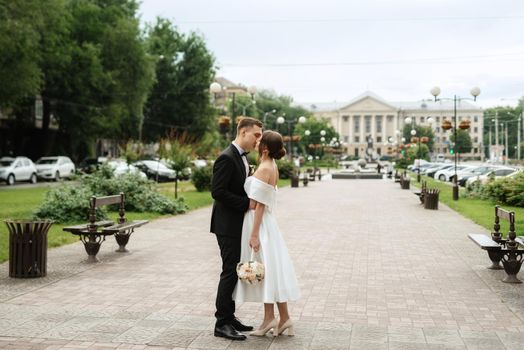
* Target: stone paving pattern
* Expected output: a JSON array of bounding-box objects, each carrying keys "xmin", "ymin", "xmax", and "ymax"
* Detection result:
[{"xmin": 2, "ymin": 177, "xmax": 524, "ymax": 349}]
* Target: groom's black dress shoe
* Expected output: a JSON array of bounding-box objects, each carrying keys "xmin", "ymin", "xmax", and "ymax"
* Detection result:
[
  {"xmin": 214, "ymin": 324, "xmax": 247, "ymax": 340},
  {"xmin": 231, "ymin": 318, "xmax": 254, "ymax": 332}
]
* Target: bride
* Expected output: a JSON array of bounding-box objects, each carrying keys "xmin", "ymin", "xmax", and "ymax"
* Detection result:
[{"xmin": 233, "ymin": 130, "xmax": 300, "ymax": 337}]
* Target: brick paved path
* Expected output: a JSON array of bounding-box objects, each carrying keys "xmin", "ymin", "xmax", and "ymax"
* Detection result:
[{"xmin": 2, "ymin": 178, "xmax": 524, "ymax": 349}]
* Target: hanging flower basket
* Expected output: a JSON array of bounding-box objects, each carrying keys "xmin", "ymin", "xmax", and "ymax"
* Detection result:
[
  {"xmin": 411, "ymin": 137, "xmax": 419, "ymax": 143},
  {"xmin": 218, "ymin": 116, "xmax": 230, "ymax": 126},
  {"xmin": 459, "ymin": 120, "xmax": 471, "ymax": 130},
  {"xmin": 236, "ymin": 116, "xmax": 246, "ymax": 124},
  {"xmin": 442, "ymin": 120, "xmax": 452, "ymax": 130},
  {"xmin": 421, "ymin": 136, "xmax": 429, "ymax": 143}
]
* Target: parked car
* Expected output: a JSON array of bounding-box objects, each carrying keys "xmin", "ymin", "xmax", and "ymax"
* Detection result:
[
  {"xmin": 420, "ymin": 163, "xmax": 445, "ymax": 174},
  {"xmin": 192, "ymin": 159, "xmax": 208, "ymax": 168},
  {"xmin": 466, "ymin": 167, "xmax": 520, "ymax": 186},
  {"xmin": 35, "ymin": 156, "xmax": 76, "ymax": 181},
  {"xmin": 435, "ymin": 154, "xmax": 446, "ymax": 162},
  {"xmin": 107, "ymin": 160, "xmax": 147, "ymax": 179},
  {"xmin": 0, "ymin": 156, "xmax": 38, "ymax": 185},
  {"xmin": 78, "ymin": 157, "xmax": 108, "ymax": 174},
  {"xmin": 411, "ymin": 162, "xmax": 437, "ymax": 173},
  {"xmin": 133, "ymin": 160, "xmax": 176, "ymax": 182},
  {"xmin": 426, "ymin": 164, "xmax": 453, "ymax": 178},
  {"xmin": 458, "ymin": 166, "xmax": 497, "ymax": 187},
  {"xmin": 434, "ymin": 165, "xmax": 475, "ymax": 182}
]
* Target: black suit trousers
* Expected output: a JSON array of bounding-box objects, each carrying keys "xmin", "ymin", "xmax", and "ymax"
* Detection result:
[{"xmin": 215, "ymin": 234, "xmax": 241, "ymax": 327}]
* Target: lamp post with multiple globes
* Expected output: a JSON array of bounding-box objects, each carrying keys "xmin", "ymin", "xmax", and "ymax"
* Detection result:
[{"xmin": 430, "ymin": 86, "xmax": 480, "ymax": 200}]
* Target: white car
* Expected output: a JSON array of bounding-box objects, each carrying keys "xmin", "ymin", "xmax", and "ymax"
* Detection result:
[
  {"xmin": 107, "ymin": 160, "xmax": 147, "ymax": 179},
  {"xmin": 466, "ymin": 167, "xmax": 520, "ymax": 186},
  {"xmin": 0, "ymin": 156, "xmax": 38, "ymax": 185},
  {"xmin": 192, "ymin": 159, "xmax": 208, "ymax": 168},
  {"xmin": 35, "ymin": 156, "xmax": 76, "ymax": 181},
  {"xmin": 434, "ymin": 165, "xmax": 475, "ymax": 182}
]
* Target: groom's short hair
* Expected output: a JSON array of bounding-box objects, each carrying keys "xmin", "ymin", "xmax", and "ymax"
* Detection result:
[{"xmin": 237, "ymin": 117, "xmax": 263, "ymax": 135}]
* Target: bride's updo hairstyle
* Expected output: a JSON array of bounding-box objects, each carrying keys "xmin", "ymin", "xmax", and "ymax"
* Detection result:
[{"xmin": 259, "ymin": 130, "xmax": 286, "ymax": 160}]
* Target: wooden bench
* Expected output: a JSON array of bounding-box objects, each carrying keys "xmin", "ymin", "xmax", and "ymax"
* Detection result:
[
  {"xmin": 63, "ymin": 193, "xmax": 149, "ymax": 262},
  {"xmin": 468, "ymin": 206, "xmax": 523, "ymax": 283},
  {"xmin": 414, "ymin": 181, "xmax": 427, "ymax": 204},
  {"xmin": 394, "ymin": 170, "xmax": 401, "ymax": 183},
  {"xmin": 400, "ymin": 172, "xmax": 410, "ymax": 190}
]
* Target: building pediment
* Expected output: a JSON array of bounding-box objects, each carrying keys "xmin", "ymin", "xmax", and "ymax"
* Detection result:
[{"xmin": 339, "ymin": 92, "xmax": 397, "ymax": 113}]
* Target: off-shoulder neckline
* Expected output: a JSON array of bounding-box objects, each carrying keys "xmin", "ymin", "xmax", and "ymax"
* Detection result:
[{"xmin": 248, "ymin": 176, "xmax": 277, "ymax": 190}]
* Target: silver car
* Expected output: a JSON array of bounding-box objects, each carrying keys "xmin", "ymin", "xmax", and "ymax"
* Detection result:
[
  {"xmin": 0, "ymin": 156, "xmax": 38, "ymax": 185},
  {"xmin": 35, "ymin": 156, "xmax": 76, "ymax": 181}
]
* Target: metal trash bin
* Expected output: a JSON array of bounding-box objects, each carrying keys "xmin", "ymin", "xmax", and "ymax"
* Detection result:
[
  {"xmin": 424, "ymin": 189, "xmax": 440, "ymax": 210},
  {"xmin": 5, "ymin": 220, "xmax": 53, "ymax": 278}
]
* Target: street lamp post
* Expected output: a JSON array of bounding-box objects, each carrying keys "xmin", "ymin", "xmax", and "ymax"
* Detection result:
[
  {"xmin": 501, "ymin": 98, "xmax": 524, "ymax": 161},
  {"xmin": 304, "ymin": 129, "xmax": 326, "ymax": 180},
  {"xmin": 277, "ymin": 116, "xmax": 307, "ymax": 160},
  {"xmin": 263, "ymin": 109, "xmax": 277, "ymax": 126},
  {"xmin": 209, "ymin": 82, "xmax": 257, "ymax": 138},
  {"xmin": 431, "ymin": 86, "xmax": 481, "ymax": 200}
]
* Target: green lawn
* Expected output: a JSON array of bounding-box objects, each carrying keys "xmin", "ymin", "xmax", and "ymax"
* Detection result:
[
  {"xmin": 410, "ymin": 173, "xmax": 524, "ymax": 236},
  {"xmin": 0, "ymin": 179, "xmax": 291, "ymax": 263}
]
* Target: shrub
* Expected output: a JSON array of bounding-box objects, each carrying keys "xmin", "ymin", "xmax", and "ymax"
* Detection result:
[
  {"xmin": 464, "ymin": 180, "xmax": 484, "ymax": 199},
  {"xmin": 192, "ymin": 165, "xmax": 213, "ymax": 192},
  {"xmin": 464, "ymin": 172, "xmax": 524, "ymax": 207},
  {"xmin": 34, "ymin": 184, "xmax": 106, "ymax": 222},
  {"xmin": 34, "ymin": 165, "xmax": 187, "ymax": 222},
  {"xmin": 276, "ymin": 159, "xmax": 294, "ymax": 179},
  {"xmin": 483, "ymin": 172, "xmax": 524, "ymax": 206}
]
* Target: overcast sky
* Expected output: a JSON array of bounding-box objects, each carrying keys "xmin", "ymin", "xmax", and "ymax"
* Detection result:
[{"xmin": 138, "ymin": 0, "xmax": 524, "ymax": 108}]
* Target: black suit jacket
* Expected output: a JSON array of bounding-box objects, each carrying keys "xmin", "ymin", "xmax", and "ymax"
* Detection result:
[{"xmin": 210, "ymin": 144, "xmax": 250, "ymax": 238}]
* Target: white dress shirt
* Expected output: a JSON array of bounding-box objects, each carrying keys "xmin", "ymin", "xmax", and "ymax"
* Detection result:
[{"xmin": 232, "ymin": 142, "xmax": 250, "ymax": 177}]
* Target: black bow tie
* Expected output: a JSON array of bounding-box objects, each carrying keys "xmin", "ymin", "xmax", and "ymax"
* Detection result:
[{"xmin": 241, "ymin": 151, "xmax": 249, "ymax": 157}]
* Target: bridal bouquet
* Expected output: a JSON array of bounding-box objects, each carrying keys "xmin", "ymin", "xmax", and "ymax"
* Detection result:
[{"xmin": 236, "ymin": 249, "xmax": 265, "ymax": 284}]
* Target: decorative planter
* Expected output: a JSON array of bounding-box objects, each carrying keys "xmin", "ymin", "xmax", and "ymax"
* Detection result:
[{"xmin": 5, "ymin": 220, "xmax": 53, "ymax": 278}]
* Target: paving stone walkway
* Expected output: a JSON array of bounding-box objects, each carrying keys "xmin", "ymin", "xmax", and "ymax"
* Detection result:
[{"xmin": 2, "ymin": 177, "xmax": 524, "ymax": 349}]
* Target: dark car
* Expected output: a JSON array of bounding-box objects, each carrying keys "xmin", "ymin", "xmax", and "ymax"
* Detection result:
[
  {"xmin": 133, "ymin": 160, "xmax": 176, "ymax": 182},
  {"xmin": 77, "ymin": 157, "xmax": 107, "ymax": 174}
]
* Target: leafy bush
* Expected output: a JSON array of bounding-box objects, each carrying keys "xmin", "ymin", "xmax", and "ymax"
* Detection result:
[
  {"xmin": 34, "ymin": 165, "xmax": 187, "ymax": 222},
  {"xmin": 464, "ymin": 180, "xmax": 484, "ymax": 199},
  {"xmin": 192, "ymin": 165, "xmax": 213, "ymax": 192},
  {"xmin": 34, "ymin": 184, "xmax": 105, "ymax": 223},
  {"xmin": 482, "ymin": 172, "xmax": 524, "ymax": 206},
  {"xmin": 276, "ymin": 159, "xmax": 294, "ymax": 179},
  {"xmin": 395, "ymin": 157, "xmax": 412, "ymax": 169},
  {"xmin": 464, "ymin": 172, "xmax": 524, "ymax": 207}
]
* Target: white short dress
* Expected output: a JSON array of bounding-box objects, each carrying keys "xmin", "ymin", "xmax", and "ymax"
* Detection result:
[{"xmin": 233, "ymin": 176, "xmax": 300, "ymax": 303}]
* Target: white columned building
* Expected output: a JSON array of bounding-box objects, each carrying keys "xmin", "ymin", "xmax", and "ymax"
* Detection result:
[{"xmin": 302, "ymin": 91, "xmax": 484, "ymax": 160}]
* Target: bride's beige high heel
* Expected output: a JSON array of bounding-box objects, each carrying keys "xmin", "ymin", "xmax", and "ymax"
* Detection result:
[
  {"xmin": 250, "ymin": 319, "xmax": 278, "ymax": 337},
  {"xmin": 276, "ymin": 319, "xmax": 294, "ymax": 336}
]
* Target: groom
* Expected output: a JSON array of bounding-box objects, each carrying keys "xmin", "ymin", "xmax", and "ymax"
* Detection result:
[{"xmin": 210, "ymin": 117, "xmax": 263, "ymax": 341}]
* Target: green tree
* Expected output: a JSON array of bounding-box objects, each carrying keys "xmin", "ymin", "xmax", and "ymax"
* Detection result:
[
  {"xmin": 450, "ymin": 129, "xmax": 472, "ymax": 154},
  {"xmin": 143, "ymin": 18, "xmax": 216, "ymax": 141},
  {"xmin": 294, "ymin": 117, "xmax": 339, "ymax": 157},
  {"xmin": 50, "ymin": 0, "xmax": 154, "ymax": 158},
  {"xmin": 253, "ymin": 90, "xmax": 311, "ymax": 131},
  {"xmin": 484, "ymin": 105, "xmax": 523, "ymax": 159},
  {"xmin": 402, "ymin": 125, "xmax": 435, "ymax": 151},
  {"xmin": 0, "ymin": 0, "xmax": 43, "ymax": 108},
  {"xmin": 164, "ymin": 139, "xmax": 193, "ymax": 199},
  {"xmin": 406, "ymin": 144, "xmax": 430, "ymax": 161}
]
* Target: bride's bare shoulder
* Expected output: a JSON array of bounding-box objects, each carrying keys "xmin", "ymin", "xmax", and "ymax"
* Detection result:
[{"xmin": 253, "ymin": 166, "xmax": 272, "ymax": 183}]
